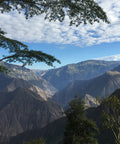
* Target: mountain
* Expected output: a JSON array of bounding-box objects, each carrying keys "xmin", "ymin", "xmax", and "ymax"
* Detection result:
[
  {"xmin": 9, "ymin": 89, "xmax": 120, "ymax": 144},
  {"xmin": 53, "ymin": 70, "xmax": 120, "ymax": 107},
  {"xmin": 0, "ymin": 73, "xmax": 50, "ymax": 100},
  {"xmin": 0, "ymin": 87, "xmax": 63, "ymax": 140},
  {"xmin": 112, "ymin": 65, "xmax": 120, "ymax": 72},
  {"xmin": 42, "ymin": 60, "xmax": 120, "ymax": 90},
  {"xmin": 32, "ymin": 69, "xmax": 47, "ymax": 76},
  {"xmin": 0, "ymin": 62, "xmax": 57, "ymax": 95},
  {"xmin": 9, "ymin": 117, "xmax": 66, "ymax": 144}
]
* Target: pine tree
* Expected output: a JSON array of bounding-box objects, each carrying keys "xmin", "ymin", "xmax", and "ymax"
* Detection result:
[{"xmin": 64, "ymin": 96, "xmax": 98, "ymax": 144}]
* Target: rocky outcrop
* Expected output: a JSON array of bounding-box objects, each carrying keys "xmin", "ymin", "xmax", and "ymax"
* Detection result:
[{"xmin": 84, "ymin": 94, "xmax": 100, "ymax": 108}]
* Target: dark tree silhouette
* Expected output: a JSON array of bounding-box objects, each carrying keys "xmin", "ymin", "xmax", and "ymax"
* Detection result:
[{"xmin": 64, "ymin": 97, "xmax": 98, "ymax": 144}]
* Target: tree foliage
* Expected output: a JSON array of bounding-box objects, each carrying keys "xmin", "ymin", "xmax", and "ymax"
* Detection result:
[
  {"xmin": 64, "ymin": 96, "xmax": 98, "ymax": 144},
  {"xmin": 0, "ymin": 27, "xmax": 60, "ymax": 72},
  {"xmin": 0, "ymin": 0, "xmax": 109, "ymax": 72},
  {"xmin": 102, "ymin": 96, "xmax": 120, "ymax": 144},
  {"xmin": 0, "ymin": 0, "xmax": 109, "ymax": 25}
]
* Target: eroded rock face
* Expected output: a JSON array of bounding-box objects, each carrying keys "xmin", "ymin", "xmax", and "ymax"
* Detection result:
[{"xmin": 0, "ymin": 87, "xmax": 64, "ymax": 139}]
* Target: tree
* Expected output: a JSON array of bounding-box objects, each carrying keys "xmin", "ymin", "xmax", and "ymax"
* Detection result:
[
  {"xmin": 64, "ymin": 96, "xmax": 98, "ymax": 144},
  {"xmin": 25, "ymin": 138, "xmax": 46, "ymax": 144},
  {"xmin": 102, "ymin": 96, "xmax": 120, "ymax": 144},
  {"xmin": 0, "ymin": 27, "xmax": 60, "ymax": 73},
  {"xmin": 0, "ymin": 0, "xmax": 109, "ymax": 73}
]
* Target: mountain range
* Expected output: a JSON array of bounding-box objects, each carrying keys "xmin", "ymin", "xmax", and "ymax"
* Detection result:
[
  {"xmin": 0, "ymin": 73, "xmax": 50, "ymax": 100},
  {"xmin": 1, "ymin": 60, "xmax": 120, "ymax": 143},
  {"xmin": 9, "ymin": 88, "xmax": 120, "ymax": 144},
  {"xmin": 0, "ymin": 62, "xmax": 57, "ymax": 96},
  {"xmin": 53, "ymin": 70, "xmax": 120, "ymax": 107},
  {"xmin": 42, "ymin": 60, "xmax": 120, "ymax": 90}
]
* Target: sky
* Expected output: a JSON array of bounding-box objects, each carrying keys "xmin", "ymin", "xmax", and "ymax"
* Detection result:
[{"xmin": 0, "ymin": 0, "xmax": 120, "ymax": 70}]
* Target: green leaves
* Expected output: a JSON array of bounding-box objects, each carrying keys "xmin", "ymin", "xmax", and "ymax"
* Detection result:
[
  {"xmin": 0, "ymin": 28, "xmax": 27, "ymax": 52},
  {"xmin": 0, "ymin": 65, "xmax": 10, "ymax": 74},
  {"xmin": 64, "ymin": 97, "xmax": 98, "ymax": 144},
  {"xmin": 0, "ymin": 49, "xmax": 61, "ymax": 67},
  {"xmin": 102, "ymin": 96, "xmax": 120, "ymax": 144},
  {"xmin": 0, "ymin": 27, "xmax": 60, "ymax": 73},
  {"xmin": 0, "ymin": 0, "xmax": 109, "ymax": 26}
]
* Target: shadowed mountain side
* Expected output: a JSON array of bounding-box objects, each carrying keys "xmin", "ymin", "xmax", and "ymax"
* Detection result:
[
  {"xmin": 0, "ymin": 73, "xmax": 51, "ymax": 100},
  {"xmin": 9, "ymin": 117, "xmax": 66, "ymax": 144},
  {"xmin": 42, "ymin": 60, "xmax": 120, "ymax": 90},
  {"xmin": 9, "ymin": 89, "xmax": 120, "ymax": 144},
  {"xmin": 112, "ymin": 65, "xmax": 120, "ymax": 72},
  {"xmin": 53, "ymin": 71, "xmax": 120, "ymax": 107},
  {"xmin": 86, "ymin": 88, "xmax": 120, "ymax": 144},
  {"xmin": 0, "ymin": 62, "xmax": 57, "ymax": 95},
  {"xmin": 0, "ymin": 87, "xmax": 64, "ymax": 139}
]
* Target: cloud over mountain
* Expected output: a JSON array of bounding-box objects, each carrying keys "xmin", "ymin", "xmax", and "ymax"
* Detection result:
[{"xmin": 94, "ymin": 54, "xmax": 120, "ymax": 61}]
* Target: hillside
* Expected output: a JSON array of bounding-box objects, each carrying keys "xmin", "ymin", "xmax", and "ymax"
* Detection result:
[
  {"xmin": 42, "ymin": 60, "xmax": 120, "ymax": 90},
  {"xmin": 0, "ymin": 87, "xmax": 63, "ymax": 141},
  {"xmin": 9, "ymin": 117, "xmax": 66, "ymax": 144},
  {"xmin": 0, "ymin": 73, "xmax": 50, "ymax": 100},
  {"xmin": 9, "ymin": 88, "xmax": 120, "ymax": 144},
  {"xmin": 0, "ymin": 62, "xmax": 57, "ymax": 95},
  {"xmin": 53, "ymin": 71, "xmax": 120, "ymax": 107}
]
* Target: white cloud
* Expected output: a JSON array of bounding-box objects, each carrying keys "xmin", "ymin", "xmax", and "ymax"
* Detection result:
[
  {"xmin": 0, "ymin": 0, "xmax": 120, "ymax": 47},
  {"xmin": 94, "ymin": 54, "xmax": 120, "ymax": 61}
]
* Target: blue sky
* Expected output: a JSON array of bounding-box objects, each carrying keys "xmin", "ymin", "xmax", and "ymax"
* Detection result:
[
  {"xmin": 0, "ymin": 0, "xmax": 120, "ymax": 70},
  {"xmin": 24, "ymin": 42, "xmax": 120, "ymax": 69}
]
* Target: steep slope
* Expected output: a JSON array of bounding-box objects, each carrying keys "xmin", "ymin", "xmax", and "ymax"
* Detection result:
[
  {"xmin": 0, "ymin": 62, "xmax": 57, "ymax": 95},
  {"xmin": 53, "ymin": 71, "xmax": 120, "ymax": 107},
  {"xmin": 0, "ymin": 87, "xmax": 63, "ymax": 139},
  {"xmin": 8, "ymin": 89, "xmax": 120, "ymax": 144},
  {"xmin": 112, "ymin": 65, "xmax": 120, "ymax": 72},
  {"xmin": 42, "ymin": 60, "xmax": 120, "ymax": 90},
  {"xmin": 9, "ymin": 117, "xmax": 66, "ymax": 144},
  {"xmin": 0, "ymin": 73, "xmax": 50, "ymax": 100}
]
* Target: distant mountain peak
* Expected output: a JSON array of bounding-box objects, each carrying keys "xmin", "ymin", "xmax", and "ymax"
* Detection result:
[{"xmin": 42, "ymin": 60, "xmax": 120, "ymax": 90}]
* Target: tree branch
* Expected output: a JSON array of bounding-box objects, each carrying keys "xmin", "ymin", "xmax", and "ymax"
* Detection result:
[
  {"xmin": 0, "ymin": 0, "xmax": 6, "ymax": 4},
  {"xmin": 0, "ymin": 55, "xmax": 17, "ymax": 62}
]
